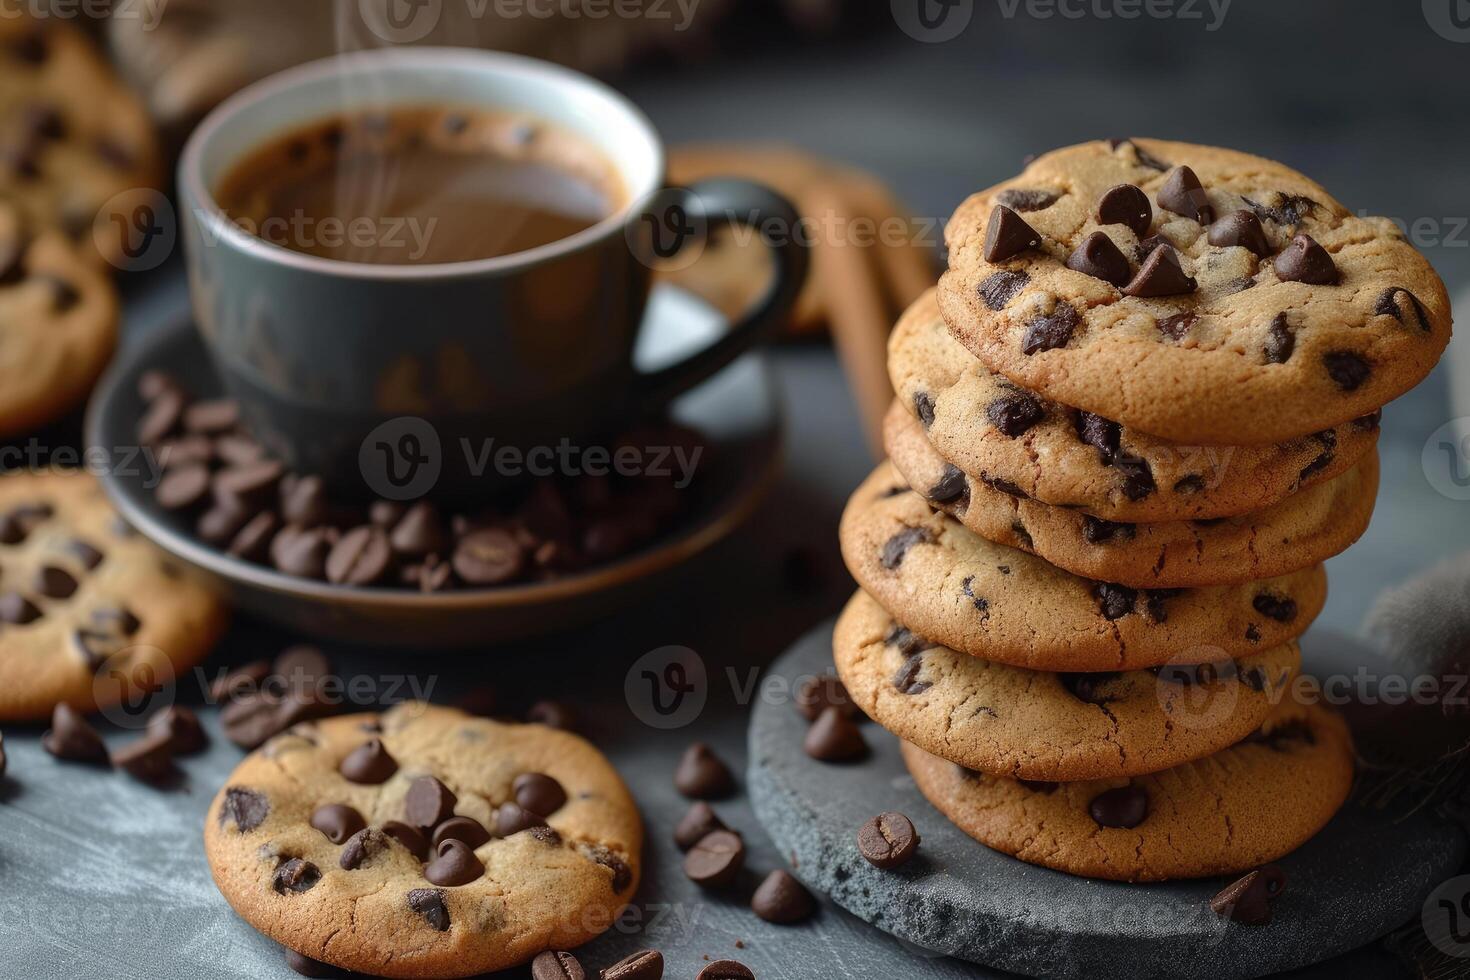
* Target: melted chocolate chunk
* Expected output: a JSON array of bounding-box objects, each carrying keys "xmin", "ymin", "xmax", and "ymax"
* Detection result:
[
  {"xmin": 272, "ymin": 858, "xmax": 321, "ymax": 894},
  {"xmin": 1263, "ymin": 313, "xmax": 1295, "ymax": 364},
  {"xmin": 892, "ymin": 653, "xmax": 931, "ymax": 695},
  {"xmin": 1323, "ymin": 351, "xmax": 1371, "ymax": 391},
  {"xmin": 1007, "ymin": 520, "xmax": 1033, "ymax": 551},
  {"xmin": 885, "ymin": 624, "xmax": 931, "ymax": 656},
  {"xmin": 1081, "ymin": 515, "xmax": 1136, "ymax": 544},
  {"xmin": 978, "ymin": 270, "xmax": 1030, "ymax": 310},
  {"xmin": 1021, "ymin": 301, "xmax": 1080, "ymax": 355},
  {"xmin": 986, "ymin": 391, "xmax": 1044, "ymax": 437},
  {"xmin": 1298, "ymin": 430, "xmax": 1337, "ymax": 482},
  {"xmin": 881, "ymin": 527, "xmax": 931, "ymax": 570},
  {"xmin": 980, "ymin": 474, "xmax": 1028, "ymax": 499},
  {"xmin": 913, "ymin": 391, "xmax": 936, "ymax": 428},
  {"xmin": 1157, "ymin": 311, "xmax": 1198, "ymax": 340},
  {"xmin": 1058, "ymin": 672, "xmax": 1120, "ymax": 704},
  {"xmin": 1374, "ymin": 287, "xmax": 1431, "ymax": 331},
  {"xmin": 927, "ymin": 465, "xmax": 968, "ymax": 506},
  {"xmin": 1094, "ymin": 582, "xmax": 1138, "ymax": 620},
  {"xmin": 995, "ymin": 188, "xmax": 1059, "ymax": 212},
  {"xmin": 407, "ymin": 888, "xmax": 450, "ymax": 931},
  {"xmin": 961, "ymin": 575, "xmax": 991, "ymax": 616},
  {"xmin": 1242, "ymin": 193, "xmax": 1319, "ymax": 226},
  {"xmin": 1173, "ymin": 474, "xmax": 1205, "ymax": 494},
  {"xmin": 1089, "ymin": 785, "xmax": 1149, "ymax": 828},
  {"xmin": 1252, "ymin": 593, "xmax": 1298, "ymax": 622}
]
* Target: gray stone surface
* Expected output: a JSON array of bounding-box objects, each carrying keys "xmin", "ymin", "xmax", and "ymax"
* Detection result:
[{"xmin": 748, "ymin": 621, "xmax": 1468, "ymax": 980}]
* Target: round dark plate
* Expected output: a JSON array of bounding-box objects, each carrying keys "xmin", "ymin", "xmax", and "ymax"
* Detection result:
[{"xmin": 86, "ymin": 285, "xmax": 781, "ymax": 646}]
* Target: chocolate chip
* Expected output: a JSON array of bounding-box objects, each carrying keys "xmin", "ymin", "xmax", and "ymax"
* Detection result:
[
  {"xmin": 425, "ymin": 839, "xmax": 485, "ymax": 886},
  {"xmin": 892, "ymin": 654, "xmax": 931, "ymax": 696},
  {"xmin": 804, "ymin": 706, "xmax": 868, "ymax": 762},
  {"xmin": 1075, "ymin": 412, "xmax": 1121, "ymax": 460},
  {"xmin": 280, "ymin": 475, "xmax": 329, "ymax": 526},
  {"xmin": 1123, "ymin": 243, "xmax": 1196, "ymax": 297},
  {"xmin": 9, "ymin": 29, "xmax": 47, "ymax": 63},
  {"xmin": 1252, "ymin": 593, "xmax": 1297, "ymax": 622},
  {"xmin": 1157, "ymin": 166, "xmax": 1214, "ymax": 224},
  {"xmin": 228, "ymin": 510, "xmax": 279, "ymax": 562},
  {"xmin": 452, "ymin": 528, "xmax": 524, "ymax": 585},
  {"xmin": 913, "ymin": 391, "xmax": 936, "ymax": 427},
  {"xmin": 339, "ymin": 738, "xmax": 397, "ymax": 784},
  {"xmin": 978, "ymin": 270, "xmax": 1030, "ymax": 310},
  {"xmin": 674, "ymin": 742, "xmax": 735, "ymax": 799},
  {"xmin": 683, "ymin": 829, "xmax": 745, "ymax": 887},
  {"xmin": 155, "ymin": 464, "xmax": 211, "ymax": 511},
  {"xmin": 1245, "ymin": 624, "xmax": 1262, "ymax": 643},
  {"xmin": 674, "ymin": 802, "xmax": 728, "ymax": 851},
  {"xmin": 0, "ymin": 236, "xmax": 23, "ymax": 285},
  {"xmin": 1135, "ymin": 232, "xmax": 1172, "ymax": 262},
  {"xmin": 0, "ymin": 590, "xmax": 41, "ymax": 625},
  {"xmin": 697, "ymin": 961, "xmax": 754, "ymax": 980},
  {"xmin": 857, "ymin": 812, "xmax": 920, "ymax": 870},
  {"xmin": 983, "ymin": 205, "xmax": 1043, "ymax": 263},
  {"xmin": 146, "ymin": 706, "xmax": 208, "ymax": 755},
  {"xmin": 751, "ymin": 869, "xmax": 815, "ymax": 924},
  {"xmin": 383, "ymin": 820, "xmax": 431, "ymax": 860},
  {"xmin": 1210, "ymin": 865, "xmax": 1286, "ymax": 925},
  {"xmin": 406, "ymin": 887, "xmax": 450, "ymax": 931},
  {"xmin": 580, "ymin": 843, "xmax": 633, "ymax": 892},
  {"xmin": 1144, "ymin": 588, "xmax": 1182, "ymax": 623},
  {"xmin": 402, "ymin": 776, "xmax": 458, "ymax": 829},
  {"xmin": 271, "ymin": 857, "xmax": 321, "ymax": 894},
  {"xmin": 182, "ymin": 398, "xmax": 240, "ymax": 434},
  {"xmin": 1157, "ymin": 311, "xmax": 1198, "ymax": 340},
  {"xmin": 1207, "ymin": 209, "xmax": 1270, "ymax": 256},
  {"xmin": 1374, "ymin": 286, "xmax": 1432, "ymax": 331},
  {"xmin": 1020, "ymin": 301, "xmax": 1080, "ymax": 354},
  {"xmin": 1274, "ymin": 233, "xmax": 1338, "ymax": 285},
  {"xmin": 532, "ymin": 951, "xmax": 588, "ymax": 980},
  {"xmin": 324, "ymin": 525, "xmax": 393, "ymax": 586},
  {"xmin": 1110, "ymin": 138, "xmax": 1170, "ymax": 171},
  {"xmin": 111, "ymin": 729, "xmax": 177, "ymax": 783},
  {"xmin": 601, "ymin": 950, "xmax": 664, "ymax": 980},
  {"xmin": 1299, "ymin": 429, "xmax": 1337, "ymax": 482},
  {"xmin": 1242, "ymin": 193, "xmax": 1318, "ymax": 226},
  {"xmin": 496, "ymin": 801, "xmax": 548, "ymax": 837},
  {"xmin": 996, "ymin": 188, "xmax": 1059, "ymax": 212},
  {"xmin": 41, "ymin": 276, "xmax": 80, "ymax": 313},
  {"xmin": 880, "ymin": 526, "xmax": 930, "ymax": 570},
  {"xmin": 961, "ymin": 575, "xmax": 992, "ymax": 616},
  {"xmin": 1353, "ymin": 411, "xmax": 1382, "ymax": 432},
  {"xmin": 1065, "ymin": 231, "xmax": 1131, "ymax": 287},
  {"xmin": 1263, "ymin": 312, "xmax": 1295, "ymax": 364},
  {"xmin": 310, "ymin": 803, "xmax": 366, "ymax": 844},
  {"xmin": 1174, "ymin": 474, "xmax": 1205, "ymax": 494},
  {"xmin": 1081, "ymin": 516, "xmax": 1135, "ymax": 544},
  {"xmin": 389, "ymin": 502, "xmax": 447, "ymax": 557},
  {"xmin": 1096, "ymin": 183, "xmax": 1152, "ymax": 236},
  {"xmin": 927, "ymin": 465, "xmax": 967, "ymax": 505},
  {"xmin": 1088, "ymin": 785, "xmax": 1148, "ymax": 828},
  {"xmin": 1094, "ymin": 582, "xmax": 1138, "ymax": 620},
  {"xmin": 795, "ymin": 674, "xmax": 860, "ymax": 722},
  {"xmin": 35, "ymin": 562, "xmax": 82, "ymax": 601},
  {"xmin": 1323, "ymin": 351, "xmax": 1370, "ymax": 391},
  {"xmin": 1058, "ymin": 672, "xmax": 1120, "ymax": 705},
  {"xmin": 514, "ymin": 772, "xmax": 567, "ymax": 817},
  {"xmin": 431, "ymin": 815, "xmax": 491, "ymax": 851},
  {"xmin": 986, "ymin": 391, "xmax": 1044, "ymax": 437},
  {"xmin": 62, "ymin": 538, "xmax": 104, "ymax": 570},
  {"xmin": 219, "ymin": 786, "xmax": 270, "ymax": 831}
]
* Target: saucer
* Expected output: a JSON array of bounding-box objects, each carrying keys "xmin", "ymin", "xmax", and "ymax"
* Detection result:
[{"xmin": 85, "ymin": 284, "xmax": 782, "ymax": 646}]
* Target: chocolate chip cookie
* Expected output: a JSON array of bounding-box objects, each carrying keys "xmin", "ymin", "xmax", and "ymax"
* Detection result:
[
  {"xmin": 884, "ymin": 402, "xmax": 1379, "ymax": 588},
  {"xmin": 902, "ymin": 698, "xmax": 1354, "ymax": 881},
  {"xmin": 0, "ymin": 16, "xmax": 162, "ymax": 268},
  {"xmin": 890, "ymin": 289, "xmax": 1380, "ymax": 522},
  {"xmin": 938, "ymin": 139, "xmax": 1450, "ymax": 445},
  {"xmin": 205, "ymin": 702, "xmax": 642, "ymax": 979},
  {"xmin": 0, "ymin": 469, "xmax": 227, "ymax": 721},
  {"xmin": 839, "ymin": 463, "xmax": 1325, "ymax": 671},
  {"xmin": 834, "ymin": 590, "xmax": 1299, "ymax": 781},
  {"xmin": 0, "ymin": 196, "xmax": 118, "ymax": 436}
]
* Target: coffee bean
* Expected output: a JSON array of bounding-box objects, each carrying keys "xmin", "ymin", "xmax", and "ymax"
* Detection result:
[
  {"xmin": 228, "ymin": 510, "xmax": 279, "ymax": 562},
  {"xmin": 1274, "ymin": 233, "xmax": 1338, "ymax": 285},
  {"xmin": 369, "ymin": 500, "xmax": 405, "ymax": 528},
  {"xmin": 601, "ymin": 950, "xmax": 664, "ymax": 980},
  {"xmin": 532, "ymin": 950, "xmax": 587, "ymax": 980},
  {"xmin": 986, "ymin": 391, "xmax": 1044, "ymax": 437},
  {"xmin": 157, "ymin": 435, "xmax": 213, "ymax": 469},
  {"xmin": 1210, "ymin": 865, "xmax": 1286, "ymax": 925},
  {"xmin": 1020, "ymin": 301, "xmax": 1080, "ymax": 354},
  {"xmin": 1322, "ymin": 351, "xmax": 1370, "ymax": 391},
  {"xmin": 156, "ymin": 464, "xmax": 211, "ymax": 511},
  {"xmin": 1088, "ymin": 785, "xmax": 1149, "ymax": 828},
  {"xmin": 325, "ymin": 525, "xmax": 393, "ymax": 586},
  {"xmin": 281, "ymin": 475, "xmax": 329, "ymax": 526},
  {"xmin": 111, "ymin": 729, "xmax": 177, "ymax": 783},
  {"xmin": 1374, "ymin": 286, "xmax": 1432, "ymax": 331},
  {"xmin": 404, "ymin": 776, "xmax": 458, "ymax": 829},
  {"xmin": 452, "ymin": 528, "xmax": 524, "ymax": 585},
  {"xmin": 214, "ymin": 434, "xmax": 266, "ymax": 467},
  {"xmin": 674, "ymin": 742, "xmax": 735, "ymax": 799},
  {"xmin": 147, "ymin": 706, "xmax": 208, "ymax": 755},
  {"xmin": 197, "ymin": 503, "xmax": 251, "ymax": 546},
  {"xmin": 514, "ymin": 772, "xmax": 567, "ymax": 817},
  {"xmin": 406, "ymin": 887, "xmax": 450, "ymax": 931},
  {"xmin": 683, "ymin": 829, "xmax": 745, "ymax": 887},
  {"xmin": 33, "ymin": 565, "xmax": 77, "ymax": 599},
  {"xmin": 339, "ymin": 738, "xmax": 397, "ymax": 784},
  {"xmin": 750, "ymin": 869, "xmax": 814, "ymax": 924},
  {"xmin": 1207, "ymin": 209, "xmax": 1270, "ymax": 256},
  {"xmin": 1096, "ymin": 183, "xmax": 1151, "ymax": 236},
  {"xmin": 1123, "ymin": 243, "xmax": 1196, "ymax": 297},
  {"xmin": 983, "ymin": 205, "xmax": 1043, "ymax": 263},
  {"xmin": 219, "ymin": 786, "xmax": 270, "ymax": 831},
  {"xmin": 857, "ymin": 812, "xmax": 920, "ymax": 870},
  {"xmin": 390, "ymin": 502, "xmax": 447, "ymax": 557},
  {"xmin": 272, "ymin": 858, "xmax": 321, "ymax": 894},
  {"xmin": 214, "ymin": 460, "xmax": 284, "ymax": 507},
  {"xmin": 182, "ymin": 398, "xmax": 240, "ymax": 434},
  {"xmin": 697, "ymin": 961, "xmax": 755, "ymax": 980},
  {"xmin": 1263, "ymin": 312, "xmax": 1295, "ymax": 364},
  {"xmin": 1252, "ymin": 593, "xmax": 1297, "ymax": 622},
  {"xmin": 431, "ymin": 815, "xmax": 490, "ymax": 851},
  {"xmin": 210, "ymin": 659, "xmax": 270, "ymax": 701},
  {"xmin": 1157, "ymin": 165, "xmax": 1214, "ymax": 224},
  {"xmin": 804, "ymin": 706, "xmax": 868, "ymax": 762},
  {"xmin": 1157, "ymin": 311, "xmax": 1198, "ymax": 341},
  {"xmin": 978, "ymin": 270, "xmax": 1029, "ymax": 310},
  {"xmin": 272, "ymin": 526, "xmax": 333, "ymax": 579},
  {"xmin": 310, "ymin": 803, "xmax": 366, "ymax": 844},
  {"xmin": 880, "ymin": 526, "xmax": 930, "ymax": 570},
  {"xmin": 795, "ymin": 674, "xmax": 859, "ymax": 722},
  {"xmin": 383, "ymin": 820, "xmax": 431, "ymax": 860},
  {"xmin": 137, "ymin": 387, "xmax": 184, "ymax": 444},
  {"xmin": 425, "ymin": 838, "xmax": 485, "ymax": 886},
  {"xmin": 674, "ymin": 801, "xmax": 728, "ymax": 851},
  {"xmin": 1065, "ymin": 231, "xmax": 1131, "ymax": 287},
  {"xmin": 496, "ymin": 801, "xmax": 548, "ymax": 837}
]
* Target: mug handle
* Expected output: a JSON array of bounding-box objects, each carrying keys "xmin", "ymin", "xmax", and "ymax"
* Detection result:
[{"xmin": 632, "ymin": 178, "xmax": 810, "ymax": 409}]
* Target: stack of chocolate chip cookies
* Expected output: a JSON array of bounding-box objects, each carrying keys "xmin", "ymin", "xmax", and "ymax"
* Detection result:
[{"xmin": 837, "ymin": 138, "xmax": 1452, "ymax": 882}]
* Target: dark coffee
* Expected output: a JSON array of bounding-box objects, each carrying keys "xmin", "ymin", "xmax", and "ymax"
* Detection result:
[{"xmin": 214, "ymin": 106, "xmax": 623, "ymax": 265}]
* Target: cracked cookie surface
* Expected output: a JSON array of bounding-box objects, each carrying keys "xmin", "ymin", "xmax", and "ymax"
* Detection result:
[
  {"xmin": 0, "ymin": 468, "xmax": 226, "ymax": 721},
  {"xmin": 205, "ymin": 702, "xmax": 642, "ymax": 979},
  {"xmin": 884, "ymin": 401, "xmax": 1379, "ymax": 588},
  {"xmin": 902, "ymin": 698, "xmax": 1354, "ymax": 881},
  {"xmin": 839, "ymin": 462, "xmax": 1325, "ymax": 671},
  {"xmin": 938, "ymin": 138, "xmax": 1450, "ymax": 444},
  {"xmin": 890, "ymin": 288, "xmax": 1380, "ymax": 522},
  {"xmin": 834, "ymin": 590, "xmax": 1299, "ymax": 781}
]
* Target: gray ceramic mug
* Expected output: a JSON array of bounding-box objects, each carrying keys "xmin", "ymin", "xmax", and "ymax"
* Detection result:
[{"xmin": 178, "ymin": 47, "xmax": 807, "ymax": 498}]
